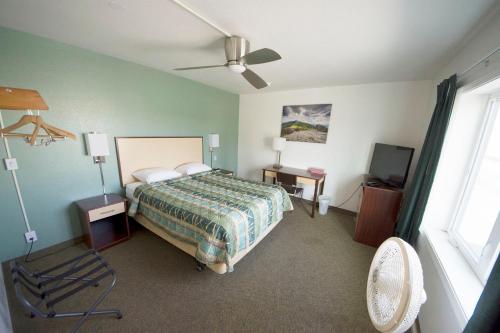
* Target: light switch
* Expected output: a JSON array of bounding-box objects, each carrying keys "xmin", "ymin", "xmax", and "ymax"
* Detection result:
[{"xmin": 4, "ymin": 158, "xmax": 18, "ymax": 170}]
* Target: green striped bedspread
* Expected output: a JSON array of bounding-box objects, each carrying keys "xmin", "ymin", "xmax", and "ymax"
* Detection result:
[{"xmin": 128, "ymin": 170, "xmax": 293, "ymax": 272}]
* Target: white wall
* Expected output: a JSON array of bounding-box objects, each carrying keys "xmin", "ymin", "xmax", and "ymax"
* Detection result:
[
  {"xmin": 435, "ymin": 5, "xmax": 500, "ymax": 83},
  {"xmin": 417, "ymin": 233, "xmax": 465, "ymax": 333},
  {"xmin": 417, "ymin": 5, "xmax": 500, "ymax": 333},
  {"xmin": 238, "ymin": 80, "xmax": 433, "ymax": 212}
]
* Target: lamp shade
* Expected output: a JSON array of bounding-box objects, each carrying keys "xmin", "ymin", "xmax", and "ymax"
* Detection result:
[
  {"xmin": 272, "ymin": 137, "xmax": 286, "ymax": 152},
  {"xmin": 85, "ymin": 133, "xmax": 109, "ymax": 157},
  {"xmin": 208, "ymin": 134, "xmax": 220, "ymax": 148}
]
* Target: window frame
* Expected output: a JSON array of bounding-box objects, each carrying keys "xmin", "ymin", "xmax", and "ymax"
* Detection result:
[{"xmin": 448, "ymin": 93, "xmax": 500, "ymax": 284}]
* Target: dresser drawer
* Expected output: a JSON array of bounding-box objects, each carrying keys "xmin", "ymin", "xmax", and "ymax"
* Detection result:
[
  {"xmin": 88, "ymin": 202, "xmax": 125, "ymax": 222},
  {"xmin": 264, "ymin": 170, "xmax": 277, "ymax": 178}
]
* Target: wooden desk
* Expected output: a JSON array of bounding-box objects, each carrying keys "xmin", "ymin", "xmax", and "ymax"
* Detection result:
[{"xmin": 262, "ymin": 166, "xmax": 326, "ymax": 218}]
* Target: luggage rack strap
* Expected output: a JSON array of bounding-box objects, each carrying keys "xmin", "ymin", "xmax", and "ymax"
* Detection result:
[
  {"xmin": 38, "ymin": 256, "xmax": 101, "ymax": 287},
  {"xmin": 34, "ymin": 250, "xmax": 97, "ymax": 277},
  {"xmin": 46, "ymin": 269, "xmax": 114, "ymax": 308},
  {"xmin": 12, "ymin": 277, "xmax": 43, "ymax": 299},
  {"xmin": 42, "ymin": 263, "xmax": 107, "ymax": 297},
  {"xmin": 11, "ymin": 268, "xmax": 38, "ymax": 289}
]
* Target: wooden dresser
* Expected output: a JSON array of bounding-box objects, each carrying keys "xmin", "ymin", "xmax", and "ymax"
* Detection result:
[{"xmin": 354, "ymin": 182, "xmax": 403, "ymax": 247}]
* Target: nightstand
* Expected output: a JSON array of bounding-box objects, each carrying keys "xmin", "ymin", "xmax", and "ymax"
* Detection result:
[
  {"xmin": 75, "ymin": 194, "xmax": 130, "ymax": 251},
  {"xmin": 214, "ymin": 168, "xmax": 234, "ymax": 176}
]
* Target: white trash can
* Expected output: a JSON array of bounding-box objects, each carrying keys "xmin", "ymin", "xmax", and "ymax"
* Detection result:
[{"xmin": 318, "ymin": 195, "xmax": 330, "ymax": 215}]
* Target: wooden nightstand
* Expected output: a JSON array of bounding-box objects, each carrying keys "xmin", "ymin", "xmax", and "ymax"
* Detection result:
[
  {"xmin": 75, "ymin": 194, "xmax": 130, "ymax": 251},
  {"xmin": 214, "ymin": 168, "xmax": 234, "ymax": 176}
]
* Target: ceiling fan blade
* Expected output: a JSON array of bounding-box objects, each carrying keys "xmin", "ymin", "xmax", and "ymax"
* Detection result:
[
  {"xmin": 242, "ymin": 68, "xmax": 268, "ymax": 89},
  {"xmin": 241, "ymin": 48, "xmax": 281, "ymax": 65},
  {"xmin": 174, "ymin": 64, "xmax": 225, "ymax": 71}
]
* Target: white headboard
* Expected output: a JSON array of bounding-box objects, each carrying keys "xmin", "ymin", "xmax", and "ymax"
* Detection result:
[{"xmin": 115, "ymin": 136, "xmax": 204, "ymax": 187}]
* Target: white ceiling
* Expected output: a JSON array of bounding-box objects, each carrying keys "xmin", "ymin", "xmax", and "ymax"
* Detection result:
[{"xmin": 0, "ymin": 0, "xmax": 497, "ymax": 94}]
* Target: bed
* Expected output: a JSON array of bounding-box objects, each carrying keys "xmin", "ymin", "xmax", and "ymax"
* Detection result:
[{"xmin": 115, "ymin": 137, "xmax": 293, "ymax": 273}]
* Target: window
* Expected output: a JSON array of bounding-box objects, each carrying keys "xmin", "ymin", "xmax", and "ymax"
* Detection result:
[{"xmin": 449, "ymin": 89, "xmax": 500, "ymax": 284}]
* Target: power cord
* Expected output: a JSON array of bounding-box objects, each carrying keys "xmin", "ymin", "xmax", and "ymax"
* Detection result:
[
  {"xmin": 24, "ymin": 237, "xmax": 34, "ymax": 263},
  {"xmin": 23, "ymin": 238, "xmax": 77, "ymax": 263},
  {"xmin": 333, "ymin": 183, "xmax": 362, "ymax": 208}
]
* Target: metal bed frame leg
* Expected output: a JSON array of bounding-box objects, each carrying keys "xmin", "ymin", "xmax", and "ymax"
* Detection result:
[{"xmin": 195, "ymin": 259, "xmax": 206, "ymax": 272}]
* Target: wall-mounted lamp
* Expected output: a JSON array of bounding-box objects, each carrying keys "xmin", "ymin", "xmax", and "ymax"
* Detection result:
[
  {"xmin": 272, "ymin": 137, "xmax": 286, "ymax": 169},
  {"xmin": 85, "ymin": 132, "xmax": 110, "ymax": 199},
  {"xmin": 208, "ymin": 133, "xmax": 220, "ymax": 168}
]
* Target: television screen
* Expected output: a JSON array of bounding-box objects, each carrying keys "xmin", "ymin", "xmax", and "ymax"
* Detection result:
[{"xmin": 369, "ymin": 143, "xmax": 414, "ymax": 188}]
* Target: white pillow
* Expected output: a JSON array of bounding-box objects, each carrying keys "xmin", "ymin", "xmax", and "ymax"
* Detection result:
[
  {"xmin": 175, "ymin": 162, "xmax": 211, "ymax": 175},
  {"xmin": 132, "ymin": 168, "xmax": 181, "ymax": 184}
]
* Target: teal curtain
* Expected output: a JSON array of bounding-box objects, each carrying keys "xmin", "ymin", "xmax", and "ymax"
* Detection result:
[
  {"xmin": 395, "ymin": 74, "xmax": 457, "ymax": 245},
  {"xmin": 463, "ymin": 255, "xmax": 500, "ymax": 332}
]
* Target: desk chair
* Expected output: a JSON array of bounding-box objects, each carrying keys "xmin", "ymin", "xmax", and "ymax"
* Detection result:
[
  {"xmin": 276, "ymin": 172, "xmax": 304, "ymax": 199},
  {"xmin": 10, "ymin": 249, "xmax": 122, "ymax": 333}
]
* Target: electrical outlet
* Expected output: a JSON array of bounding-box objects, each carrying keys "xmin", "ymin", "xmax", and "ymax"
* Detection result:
[
  {"xmin": 4, "ymin": 158, "xmax": 18, "ymax": 170},
  {"xmin": 24, "ymin": 230, "xmax": 38, "ymax": 243},
  {"xmin": 213, "ymin": 155, "xmax": 217, "ymax": 161}
]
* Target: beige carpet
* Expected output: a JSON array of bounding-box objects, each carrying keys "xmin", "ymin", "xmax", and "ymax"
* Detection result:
[{"xmin": 4, "ymin": 201, "xmax": 377, "ymax": 333}]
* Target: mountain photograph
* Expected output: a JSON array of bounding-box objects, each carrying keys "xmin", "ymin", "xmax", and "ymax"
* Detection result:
[{"xmin": 280, "ymin": 104, "xmax": 332, "ymax": 143}]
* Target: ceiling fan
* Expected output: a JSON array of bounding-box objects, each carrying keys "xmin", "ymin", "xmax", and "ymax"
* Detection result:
[{"xmin": 174, "ymin": 36, "xmax": 281, "ymax": 89}]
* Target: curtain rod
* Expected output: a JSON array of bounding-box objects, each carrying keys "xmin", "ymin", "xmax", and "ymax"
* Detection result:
[{"xmin": 458, "ymin": 46, "xmax": 500, "ymax": 78}]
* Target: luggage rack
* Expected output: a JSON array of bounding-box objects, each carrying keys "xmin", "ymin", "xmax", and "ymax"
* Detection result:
[{"xmin": 10, "ymin": 249, "xmax": 122, "ymax": 333}]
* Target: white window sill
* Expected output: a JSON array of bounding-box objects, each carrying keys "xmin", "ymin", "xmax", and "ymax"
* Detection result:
[{"xmin": 420, "ymin": 228, "xmax": 483, "ymax": 325}]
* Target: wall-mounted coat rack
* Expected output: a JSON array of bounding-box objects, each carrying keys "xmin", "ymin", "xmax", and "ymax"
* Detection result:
[
  {"xmin": 0, "ymin": 87, "xmax": 76, "ymax": 146},
  {"xmin": 0, "ymin": 86, "xmax": 76, "ymax": 243}
]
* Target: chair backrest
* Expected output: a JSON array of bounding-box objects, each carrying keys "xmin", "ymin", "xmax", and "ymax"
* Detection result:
[{"xmin": 276, "ymin": 172, "xmax": 297, "ymax": 186}]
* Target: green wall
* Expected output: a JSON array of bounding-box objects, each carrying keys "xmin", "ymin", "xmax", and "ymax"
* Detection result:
[{"xmin": 0, "ymin": 27, "xmax": 239, "ymax": 262}]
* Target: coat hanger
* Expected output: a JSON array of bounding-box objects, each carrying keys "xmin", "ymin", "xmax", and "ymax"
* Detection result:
[
  {"xmin": 0, "ymin": 87, "xmax": 76, "ymax": 146},
  {"xmin": 0, "ymin": 112, "xmax": 76, "ymax": 145}
]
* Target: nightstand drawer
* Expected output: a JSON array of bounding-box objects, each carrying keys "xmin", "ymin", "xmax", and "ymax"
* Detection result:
[{"xmin": 88, "ymin": 202, "xmax": 125, "ymax": 222}]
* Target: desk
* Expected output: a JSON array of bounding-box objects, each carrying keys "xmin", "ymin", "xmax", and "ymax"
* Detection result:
[{"xmin": 262, "ymin": 165, "xmax": 326, "ymax": 218}]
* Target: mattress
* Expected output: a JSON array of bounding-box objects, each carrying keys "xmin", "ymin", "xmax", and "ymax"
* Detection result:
[{"xmin": 128, "ymin": 170, "xmax": 293, "ymax": 272}]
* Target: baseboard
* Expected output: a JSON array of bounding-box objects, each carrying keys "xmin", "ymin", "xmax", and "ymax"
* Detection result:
[
  {"xmin": 330, "ymin": 206, "xmax": 357, "ymax": 217},
  {"xmin": 2, "ymin": 236, "xmax": 85, "ymax": 264},
  {"xmin": 295, "ymin": 197, "xmax": 357, "ymax": 217}
]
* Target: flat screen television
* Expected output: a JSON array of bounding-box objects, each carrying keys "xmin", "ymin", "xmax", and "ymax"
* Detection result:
[{"xmin": 369, "ymin": 143, "xmax": 415, "ymax": 188}]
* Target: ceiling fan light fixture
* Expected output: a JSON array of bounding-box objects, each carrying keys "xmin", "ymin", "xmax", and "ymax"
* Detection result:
[
  {"xmin": 228, "ymin": 63, "xmax": 246, "ymax": 74},
  {"xmin": 173, "ymin": 35, "xmax": 281, "ymax": 89}
]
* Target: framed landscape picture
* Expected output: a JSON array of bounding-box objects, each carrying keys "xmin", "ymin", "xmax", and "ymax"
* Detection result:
[{"xmin": 280, "ymin": 104, "xmax": 332, "ymax": 143}]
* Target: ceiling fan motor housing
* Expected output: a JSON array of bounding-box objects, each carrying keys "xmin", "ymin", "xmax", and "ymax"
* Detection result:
[
  {"xmin": 174, "ymin": 35, "xmax": 278, "ymax": 89},
  {"xmin": 225, "ymin": 36, "xmax": 250, "ymax": 62}
]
